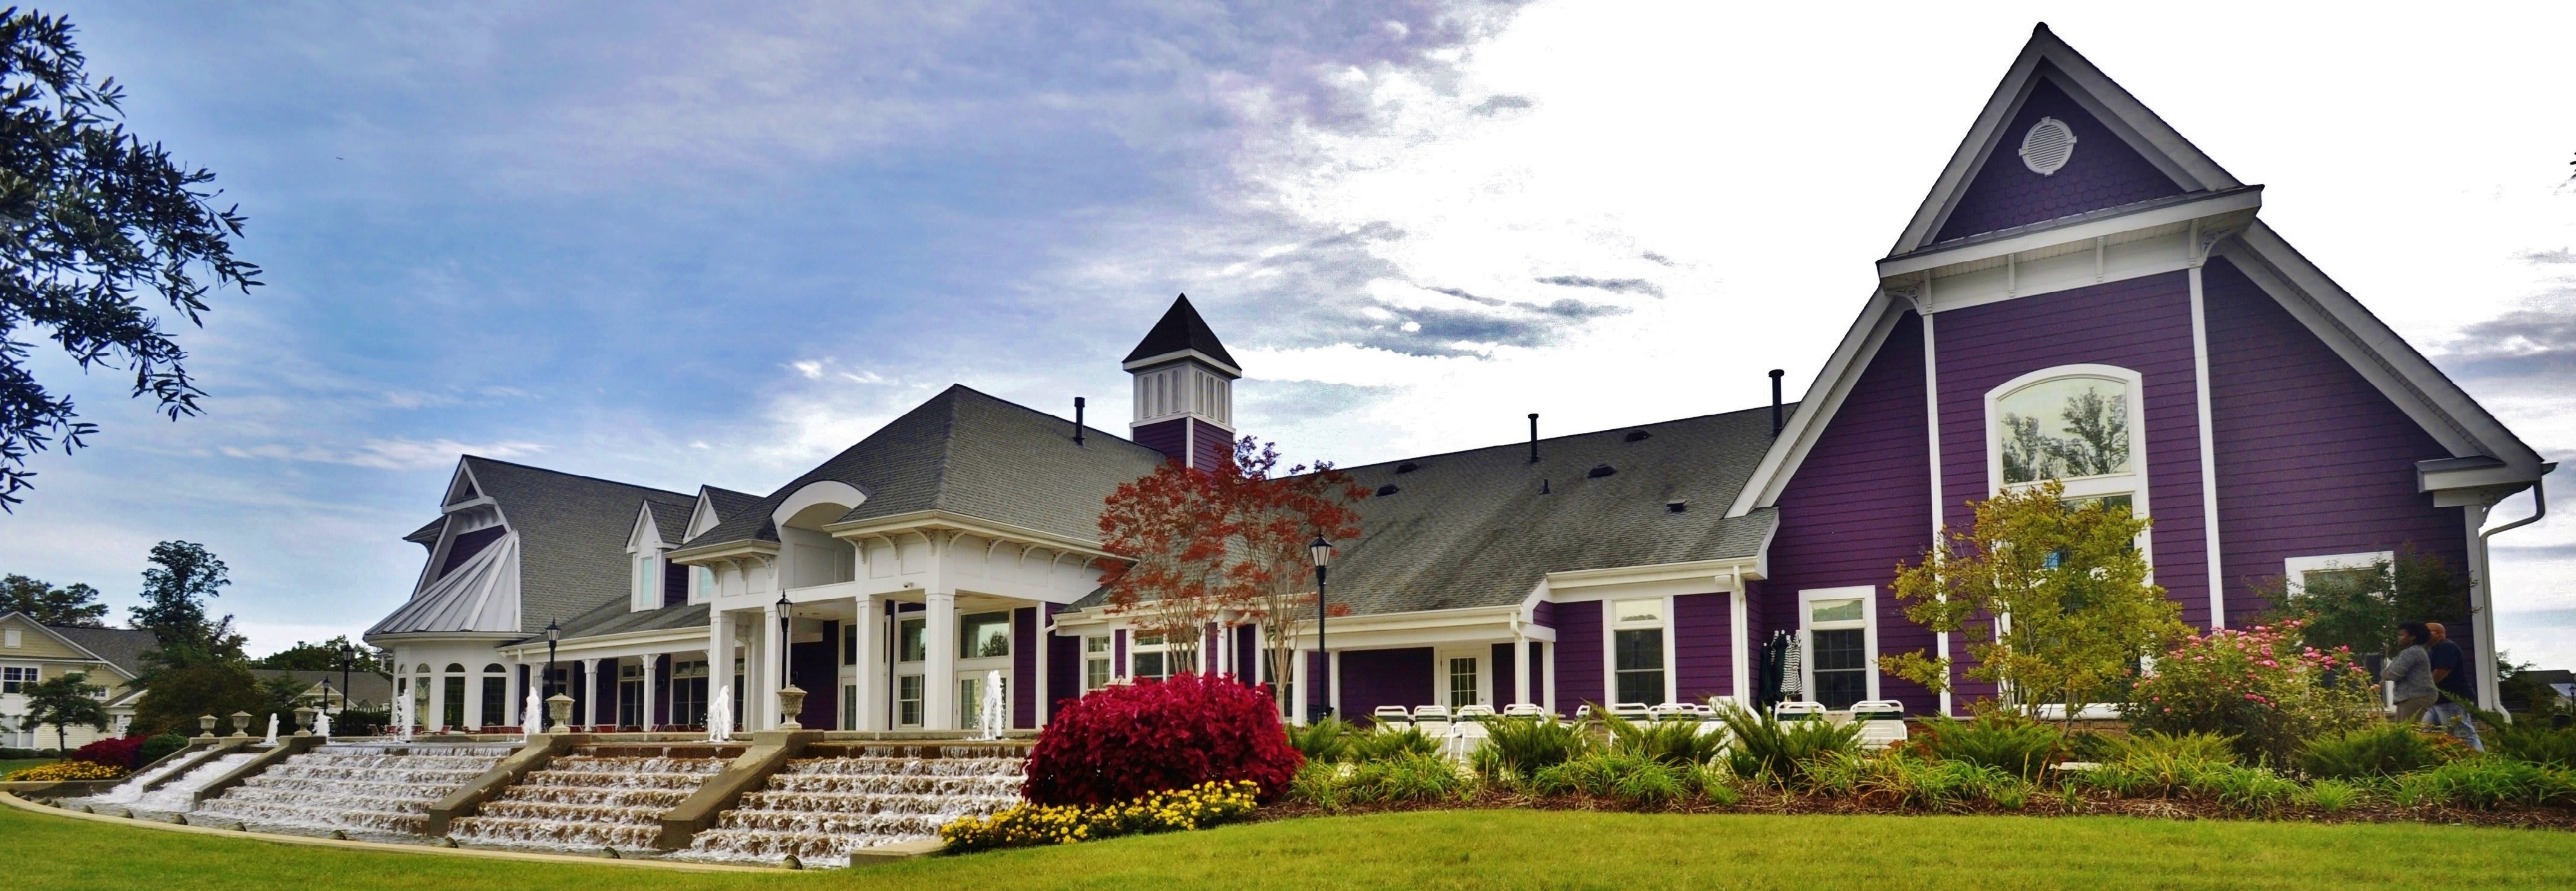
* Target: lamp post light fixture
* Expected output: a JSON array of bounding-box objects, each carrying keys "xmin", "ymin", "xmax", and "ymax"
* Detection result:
[
  {"xmin": 775, "ymin": 591, "xmax": 802, "ymax": 730},
  {"xmin": 337, "ymin": 642, "xmax": 354, "ymax": 717},
  {"xmin": 544, "ymin": 618, "xmax": 561, "ymax": 730},
  {"xmin": 1309, "ymin": 536, "xmax": 1333, "ymax": 724}
]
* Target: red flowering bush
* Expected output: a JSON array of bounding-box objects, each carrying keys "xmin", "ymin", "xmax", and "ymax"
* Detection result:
[
  {"xmin": 1024, "ymin": 672, "xmax": 1303, "ymax": 806},
  {"xmin": 2129, "ymin": 621, "xmax": 2378, "ymax": 767},
  {"xmin": 69, "ymin": 735, "xmax": 145, "ymax": 769}
]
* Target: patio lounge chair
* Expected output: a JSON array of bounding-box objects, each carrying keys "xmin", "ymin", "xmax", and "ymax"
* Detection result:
[
  {"xmin": 1610, "ymin": 702, "xmax": 1654, "ymax": 724},
  {"xmin": 1849, "ymin": 700, "xmax": 1908, "ymax": 750},
  {"xmin": 1411, "ymin": 704, "xmax": 1453, "ymax": 738},
  {"xmin": 1371, "ymin": 705, "xmax": 1414, "ymax": 729},
  {"xmin": 1454, "ymin": 704, "xmax": 1497, "ymax": 723},
  {"xmin": 1502, "ymin": 703, "xmax": 1549, "ymax": 719},
  {"xmin": 1771, "ymin": 701, "xmax": 1828, "ymax": 722},
  {"xmin": 1647, "ymin": 703, "xmax": 1697, "ymax": 723}
]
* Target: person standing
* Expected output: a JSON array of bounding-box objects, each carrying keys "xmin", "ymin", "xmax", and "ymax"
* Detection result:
[
  {"xmin": 2383, "ymin": 622, "xmax": 2437, "ymax": 722},
  {"xmin": 2424, "ymin": 622, "xmax": 2485, "ymax": 752}
]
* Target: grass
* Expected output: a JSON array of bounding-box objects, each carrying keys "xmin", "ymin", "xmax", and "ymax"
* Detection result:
[
  {"xmin": 0, "ymin": 758, "xmax": 60, "ymax": 776},
  {"xmin": 7, "ymin": 799, "xmax": 2576, "ymax": 889}
]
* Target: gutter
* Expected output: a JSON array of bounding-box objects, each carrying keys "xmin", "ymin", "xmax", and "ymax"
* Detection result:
[{"xmin": 2476, "ymin": 470, "xmax": 2551, "ymax": 718}]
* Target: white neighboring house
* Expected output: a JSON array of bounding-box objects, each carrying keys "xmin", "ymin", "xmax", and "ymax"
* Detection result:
[{"xmin": 0, "ymin": 612, "xmax": 158, "ymax": 750}]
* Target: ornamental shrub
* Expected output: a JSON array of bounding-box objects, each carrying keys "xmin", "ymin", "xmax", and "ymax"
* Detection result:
[
  {"xmin": 1023, "ymin": 672, "xmax": 1301, "ymax": 806},
  {"xmin": 1345, "ymin": 726, "xmax": 1439, "ymax": 763},
  {"xmin": 2128, "ymin": 621, "xmax": 2377, "ymax": 767},
  {"xmin": 2300, "ymin": 724, "xmax": 2463, "ymax": 779},
  {"xmin": 68, "ymin": 735, "xmax": 144, "ymax": 769},
  {"xmin": 135, "ymin": 733, "xmax": 188, "ymax": 770},
  {"xmin": 1911, "ymin": 712, "xmax": 2066, "ymax": 781},
  {"xmin": 1471, "ymin": 716, "xmax": 1593, "ymax": 782},
  {"xmin": 1712, "ymin": 702, "xmax": 1861, "ymax": 785},
  {"xmin": 2, "ymin": 759, "xmax": 126, "ymax": 782}
]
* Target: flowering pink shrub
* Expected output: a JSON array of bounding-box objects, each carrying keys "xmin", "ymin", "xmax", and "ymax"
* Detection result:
[
  {"xmin": 1023, "ymin": 672, "xmax": 1303, "ymax": 806},
  {"xmin": 2129, "ymin": 621, "xmax": 2378, "ymax": 767}
]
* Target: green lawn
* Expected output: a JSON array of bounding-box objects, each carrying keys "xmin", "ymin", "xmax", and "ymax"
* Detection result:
[
  {"xmin": 7, "ymin": 802, "xmax": 2576, "ymax": 889},
  {"xmin": 0, "ymin": 758, "xmax": 60, "ymax": 776}
]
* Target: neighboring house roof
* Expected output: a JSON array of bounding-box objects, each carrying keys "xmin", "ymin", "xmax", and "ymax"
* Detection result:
[
  {"xmin": 46, "ymin": 625, "xmax": 160, "ymax": 679},
  {"xmin": 1073, "ymin": 406, "xmax": 1785, "ymax": 618},
  {"xmin": 248, "ymin": 668, "xmax": 395, "ymax": 707},
  {"xmin": 1121, "ymin": 293, "xmax": 1240, "ymax": 373},
  {"xmin": 681, "ymin": 385, "xmax": 1169, "ymax": 553},
  {"xmin": 370, "ymin": 456, "xmax": 697, "ymax": 639}
]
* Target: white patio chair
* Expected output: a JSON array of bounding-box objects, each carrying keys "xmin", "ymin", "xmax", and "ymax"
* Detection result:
[
  {"xmin": 1771, "ymin": 701, "xmax": 1829, "ymax": 722},
  {"xmin": 1610, "ymin": 702, "xmax": 1654, "ymax": 724},
  {"xmin": 1411, "ymin": 704, "xmax": 1453, "ymax": 738},
  {"xmin": 1447, "ymin": 718, "xmax": 1491, "ymax": 761},
  {"xmin": 1502, "ymin": 703, "xmax": 1549, "ymax": 720},
  {"xmin": 1454, "ymin": 704, "xmax": 1497, "ymax": 723},
  {"xmin": 1371, "ymin": 705, "xmax": 1414, "ymax": 730},
  {"xmin": 1648, "ymin": 703, "xmax": 1697, "ymax": 724},
  {"xmin": 1849, "ymin": 700, "xmax": 1909, "ymax": 750}
]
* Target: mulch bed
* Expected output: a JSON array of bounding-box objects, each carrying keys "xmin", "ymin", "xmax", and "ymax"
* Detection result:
[{"xmin": 1253, "ymin": 788, "xmax": 2576, "ymax": 831}]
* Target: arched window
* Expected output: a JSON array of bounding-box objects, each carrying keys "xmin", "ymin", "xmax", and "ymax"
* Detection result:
[{"xmin": 1985, "ymin": 365, "xmax": 2148, "ymax": 511}]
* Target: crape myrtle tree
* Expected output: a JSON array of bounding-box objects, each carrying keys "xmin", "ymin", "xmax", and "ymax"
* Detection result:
[
  {"xmin": 18, "ymin": 669, "xmax": 107, "ymax": 751},
  {"xmin": 0, "ymin": 9, "xmax": 260, "ymax": 509},
  {"xmin": 1, "ymin": 572, "xmax": 106, "ymax": 625},
  {"xmin": 1097, "ymin": 437, "xmax": 1364, "ymax": 714},
  {"xmin": 1882, "ymin": 481, "xmax": 2188, "ymax": 727}
]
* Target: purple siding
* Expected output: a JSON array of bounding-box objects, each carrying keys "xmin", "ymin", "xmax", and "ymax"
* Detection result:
[
  {"xmin": 2201, "ymin": 258, "xmax": 2469, "ymax": 625},
  {"xmin": 1764, "ymin": 311, "xmax": 1938, "ymax": 712},
  {"xmin": 1553, "ymin": 601, "xmax": 1602, "ymax": 717},
  {"xmin": 1133, "ymin": 418, "xmax": 1189, "ymax": 465},
  {"xmin": 1673, "ymin": 592, "xmax": 1730, "ymax": 701},
  {"xmin": 1047, "ymin": 628, "xmax": 1079, "ymax": 722},
  {"xmin": 1204, "ymin": 622, "xmax": 1222, "ymax": 674},
  {"xmin": 1934, "ymin": 74, "xmax": 2185, "ymax": 242},
  {"xmin": 1012, "ymin": 608, "xmax": 1036, "ymax": 729},
  {"xmin": 1235, "ymin": 625, "xmax": 1258, "ymax": 688},
  {"xmin": 1490, "ymin": 642, "xmax": 1517, "ymax": 705},
  {"xmin": 1526, "ymin": 642, "xmax": 1546, "ymax": 706},
  {"xmin": 1192, "ymin": 420, "xmax": 1233, "ymax": 471},
  {"xmin": 662, "ymin": 560, "xmax": 687, "ymax": 607},
  {"xmin": 792, "ymin": 623, "xmax": 836, "ymax": 729},
  {"xmin": 1935, "ymin": 271, "xmax": 2213, "ymax": 627},
  {"xmin": 1339, "ymin": 647, "xmax": 1433, "ymax": 721},
  {"xmin": 1113, "ymin": 628, "xmax": 1129, "ymax": 679},
  {"xmin": 438, "ymin": 526, "xmax": 506, "ymax": 576}
]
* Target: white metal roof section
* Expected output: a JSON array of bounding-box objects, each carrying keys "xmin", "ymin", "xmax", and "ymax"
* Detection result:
[{"xmin": 367, "ymin": 532, "xmax": 523, "ymax": 636}]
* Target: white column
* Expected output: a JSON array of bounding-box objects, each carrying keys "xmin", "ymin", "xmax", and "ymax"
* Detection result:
[
  {"xmin": 926, "ymin": 590, "xmax": 957, "ymax": 730},
  {"xmin": 1292, "ymin": 647, "xmax": 1312, "ymax": 725},
  {"xmin": 760, "ymin": 604, "xmax": 783, "ymax": 730},
  {"xmin": 1513, "ymin": 633, "xmax": 1531, "ymax": 707},
  {"xmin": 503, "ymin": 659, "xmax": 521, "ymax": 727},
  {"xmin": 1730, "ymin": 586, "xmax": 1751, "ymax": 707},
  {"xmin": 640, "ymin": 656, "xmax": 657, "ymax": 732},
  {"xmin": 707, "ymin": 609, "xmax": 733, "ymax": 731},
  {"xmin": 427, "ymin": 667, "xmax": 447, "ymax": 732},
  {"xmin": 1327, "ymin": 650, "xmax": 1342, "ymax": 717},
  {"xmin": 465, "ymin": 665, "xmax": 485, "ymax": 730},
  {"xmin": 581, "ymin": 658, "xmax": 601, "ymax": 729},
  {"xmin": 1030, "ymin": 607, "xmax": 1047, "ymax": 730},
  {"xmin": 2189, "ymin": 261, "xmax": 2227, "ymax": 630},
  {"xmin": 1543, "ymin": 642, "xmax": 1558, "ymax": 715},
  {"xmin": 852, "ymin": 594, "xmax": 879, "ymax": 730}
]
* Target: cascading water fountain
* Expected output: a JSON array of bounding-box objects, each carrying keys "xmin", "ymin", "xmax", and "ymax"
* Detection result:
[
  {"xmin": 80, "ymin": 750, "xmax": 206, "ymax": 806},
  {"xmin": 444, "ymin": 743, "xmax": 741, "ymax": 852},
  {"xmin": 193, "ymin": 742, "xmax": 512, "ymax": 838},
  {"xmin": 675, "ymin": 742, "xmax": 1025, "ymax": 866},
  {"xmin": 74, "ymin": 750, "xmax": 270, "ymax": 818}
]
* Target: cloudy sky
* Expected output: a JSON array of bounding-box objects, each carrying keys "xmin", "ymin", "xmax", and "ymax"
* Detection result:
[{"xmin": 4, "ymin": 2, "xmax": 2571, "ymax": 665}]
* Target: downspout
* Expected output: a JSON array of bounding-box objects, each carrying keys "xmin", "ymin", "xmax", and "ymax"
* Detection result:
[{"xmin": 2475, "ymin": 473, "xmax": 2549, "ymax": 716}]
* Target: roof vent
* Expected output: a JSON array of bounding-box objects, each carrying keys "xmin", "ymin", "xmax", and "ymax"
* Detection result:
[
  {"xmin": 1623, "ymin": 429, "xmax": 1651, "ymax": 443},
  {"xmin": 1666, "ymin": 500, "xmax": 1687, "ymax": 513},
  {"xmin": 1375, "ymin": 484, "xmax": 1400, "ymax": 497},
  {"xmin": 2018, "ymin": 117, "xmax": 2077, "ymax": 176},
  {"xmin": 1394, "ymin": 461, "xmax": 1420, "ymax": 474},
  {"xmin": 1587, "ymin": 464, "xmax": 1616, "ymax": 479}
]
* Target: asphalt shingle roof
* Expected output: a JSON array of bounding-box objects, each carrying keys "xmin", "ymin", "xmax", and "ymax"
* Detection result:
[
  {"xmin": 683, "ymin": 385, "xmax": 1169, "ymax": 551},
  {"xmin": 48, "ymin": 624, "xmax": 160, "ymax": 677},
  {"xmin": 1121, "ymin": 294, "xmax": 1239, "ymax": 370},
  {"xmin": 550, "ymin": 598, "xmax": 712, "ymax": 640}
]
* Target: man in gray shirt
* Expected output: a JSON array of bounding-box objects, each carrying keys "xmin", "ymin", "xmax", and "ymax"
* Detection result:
[{"xmin": 2383, "ymin": 622, "xmax": 2437, "ymax": 722}]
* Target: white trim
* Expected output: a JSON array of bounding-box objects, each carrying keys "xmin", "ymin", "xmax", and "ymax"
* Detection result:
[
  {"xmin": 1797, "ymin": 586, "xmax": 1881, "ymax": 706},
  {"xmin": 1432, "ymin": 647, "xmax": 1490, "ymax": 710},
  {"xmin": 2281, "ymin": 551, "xmax": 2394, "ymax": 598},
  {"xmin": 1602, "ymin": 596, "xmax": 1672, "ymax": 706},
  {"xmin": 2190, "ymin": 263, "xmax": 2227, "ymax": 628},
  {"xmin": 1920, "ymin": 297, "xmax": 1952, "ymax": 717},
  {"xmin": 1881, "ymin": 187, "xmax": 2261, "ymax": 279}
]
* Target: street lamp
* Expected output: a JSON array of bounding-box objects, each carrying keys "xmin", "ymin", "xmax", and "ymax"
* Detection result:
[
  {"xmin": 1309, "ymin": 537, "xmax": 1333, "ymax": 724},
  {"xmin": 776, "ymin": 591, "xmax": 798, "ymax": 729},
  {"xmin": 544, "ymin": 618, "xmax": 561, "ymax": 700},
  {"xmin": 337, "ymin": 642, "xmax": 353, "ymax": 717}
]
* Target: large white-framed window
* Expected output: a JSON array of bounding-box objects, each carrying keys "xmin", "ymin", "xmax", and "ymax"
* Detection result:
[
  {"xmin": 669, "ymin": 659, "xmax": 709, "ymax": 727},
  {"xmin": 1985, "ymin": 364, "xmax": 2150, "ymax": 510},
  {"xmin": 2283, "ymin": 551, "xmax": 2394, "ymax": 597},
  {"xmin": 1800, "ymin": 586, "xmax": 1879, "ymax": 710},
  {"xmin": 1, "ymin": 664, "xmax": 36, "ymax": 693},
  {"xmin": 1607, "ymin": 598, "xmax": 1669, "ymax": 705},
  {"xmin": 958, "ymin": 612, "xmax": 1012, "ymax": 659},
  {"xmin": 1083, "ymin": 635, "xmax": 1113, "ymax": 692},
  {"xmin": 1130, "ymin": 633, "xmax": 1173, "ymax": 682}
]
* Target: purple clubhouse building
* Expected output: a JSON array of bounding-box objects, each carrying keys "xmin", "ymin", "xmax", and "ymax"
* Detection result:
[{"xmin": 365, "ymin": 27, "xmax": 2549, "ymax": 733}]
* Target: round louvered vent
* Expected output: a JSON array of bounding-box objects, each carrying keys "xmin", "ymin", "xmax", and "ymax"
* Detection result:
[{"xmin": 2018, "ymin": 117, "xmax": 2077, "ymax": 176}]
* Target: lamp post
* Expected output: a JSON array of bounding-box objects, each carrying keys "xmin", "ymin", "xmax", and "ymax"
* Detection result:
[
  {"xmin": 1309, "ymin": 536, "xmax": 1333, "ymax": 724},
  {"xmin": 337, "ymin": 642, "xmax": 353, "ymax": 717},
  {"xmin": 774, "ymin": 592, "xmax": 806, "ymax": 729},
  {"xmin": 544, "ymin": 619, "xmax": 561, "ymax": 730}
]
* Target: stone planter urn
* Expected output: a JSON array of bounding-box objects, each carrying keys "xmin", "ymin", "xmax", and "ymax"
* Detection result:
[
  {"xmin": 197, "ymin": 714, "xmax": 218, "ymax": 738},
  {"xmin": 293, "ymin": 706, "xmax": 316, "ymax": 736},
  {"xmin": 545, "ymin": 693, "xmax": 575, "ymax": 733},
  {"xmin": 776, "ymin": 685, "xmax": 808, "ymax": 730},
  {"xmin": 228, "ymin": 711, "xmax": 254, "ymax": 739}
]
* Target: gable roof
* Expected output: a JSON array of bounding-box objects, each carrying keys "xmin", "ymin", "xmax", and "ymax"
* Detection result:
[
  {"xmin": 1121, "ymin": 294, "xmax": 1241, "ymax": 375},
  {"xmin": 1733, "ymin": 25, "xmax": 2546, "ymax": 517},
  {"xmin": 680, "ymin": 385, "xmax": 1171, "ymax": 554},
  {"xmin": 371, "ymin": 456, "xmax": 697, "ymax": 639},
  {"xmin": 0, "ymin": 615, "xmax": 158, "ymax": 679},
  {"xmin": 641, "ymin": 499, "xmax": 691, "ymax": 548}
]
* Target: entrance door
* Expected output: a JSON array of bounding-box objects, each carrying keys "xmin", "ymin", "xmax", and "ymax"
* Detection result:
[{"xmin": 957, "ymin": 669, "xmax": 1009, "ymax": 732}]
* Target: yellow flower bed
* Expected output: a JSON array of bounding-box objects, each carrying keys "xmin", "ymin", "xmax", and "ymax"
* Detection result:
[
  {"xmin": 5, "ymin": 760, "xmax": 129, "ymax": 782},
  {"xmin": 939, "ymin": 780, "xmax": 1260, "ymax": 853}
]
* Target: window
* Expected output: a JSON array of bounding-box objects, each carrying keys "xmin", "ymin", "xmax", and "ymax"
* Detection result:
[
  {"xmin": 1801, "ymin": 587, "xmax": 1877, "ymax": 710},
  {"xmin": 1131, "ymin": 633, "xmax": 1170, "ymax": 682},
  {"xmin": 4, "ymin": 628, "xmax": 18, "ymax": 648},
  {"xmin": 482, "ymin": 664, "xmax": 507, "ymax": 727},
  {"xmin": 2283, "ymin": 552, "xmax": 2395, "ymax": 598},
  {"xmin": 633, "ymin": 554, "xmax": 657, "ymax": 611},
  {"xmin": 2, "ymin": 665, "xmax": 36, "ymax": 692},
  {"xmin": 896, "ymin": 674, "xmax": 925, "ymax": 727},
  {"xmin": 1610, "ymin": 599, "xmax": 1666, "ymax": 704},
  {"xmin": 690, "ymin": 566, "xmax": 716, "ymax": 604},
  {"xmin": 843, "ymin": 624, "xmax": 857, "ymax": 666},
  {"xmin": 959, "ymin": 612, "xmax": 1011, "ymax": 659},
  {"xmin": 1083, "ymin": 636, "xmax": 1112, "ymax": 691},
  {"xmin": 617, "ymin": 662, "xmax": 643, "ymax": 727},
  {"xmin": 896, "ymin": 618, "xmax": 926, "ymax": 663},
  {"xmin": 1987, "ymin": 367, "xmax": 2147, "ymax": 513},
  {"xmin": 1447, "ymin": 657, "xmax": 1479, "ymax": 710},
  {"xmin": 671, "ymin": 660, "xmax": 709, "ymax": 727}
]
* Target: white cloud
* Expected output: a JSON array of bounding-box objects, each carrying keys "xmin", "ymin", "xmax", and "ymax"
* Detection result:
[{"xmin": 221, "ymin": 438, "xmax": 547, "ymax": 470}]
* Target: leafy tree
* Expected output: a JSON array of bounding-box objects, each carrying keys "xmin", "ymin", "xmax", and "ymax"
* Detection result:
[
  {"xmin": 0, "ymin": 572, "xmax": 104, "ymax": 625},
  {"xmin": 1211, "ymin": 438, "xmax": 1363, "ymax": 717},
  {"xmin": 1882, "ymin": 481, "xmax": 2188, "ymax": 727},
  {"xmin": 1098, "ymin": 459, "xmax": 1229, "ymax": 672},
  {"xmin": 130, "ymin": 659, "xmax": 258, "ymax": 738},
  {"xmin": 130, "ymin": 540, "xmax": 240, "ymax": 664},
  {"xmin": 251, "ymin": 634, "xmax": 383, "ymax": 673},
  {"xmin": 2254, "ymin": 546, "xmax": 2466, "ymax": 657},
  {"xmin": 0, "ymin": 10, "xmax": 261, "ymax": 508},
  {"xmin": 18, "ymin": 670, "xmax": 108, "ymax": 752}
]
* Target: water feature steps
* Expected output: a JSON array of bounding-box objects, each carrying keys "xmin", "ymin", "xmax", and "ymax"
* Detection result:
[
  {"xmin": 654, "ymin": 729, "xmax": 817, "ymax": 850},
  {"xmin": 191, "ymin": 735, "xmax": 320, "ymax": 803},
  {"xmin": 138, "ymin": 740, "xmax": 251, "ymax": 794},
  {"xmin": 193, "ymin": 741, "xmax": 517, "ymax": 837},
  {"xmin": 442, "ymin": 742, "xmax": 743, "ymax": 852},
  {"xmin": 675, "ymin": 741, "xmax": 1025, "ymax": 866},
  {"xmin": 424, "ymin": 734, "xmax": 576, "ymax": 835}
]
